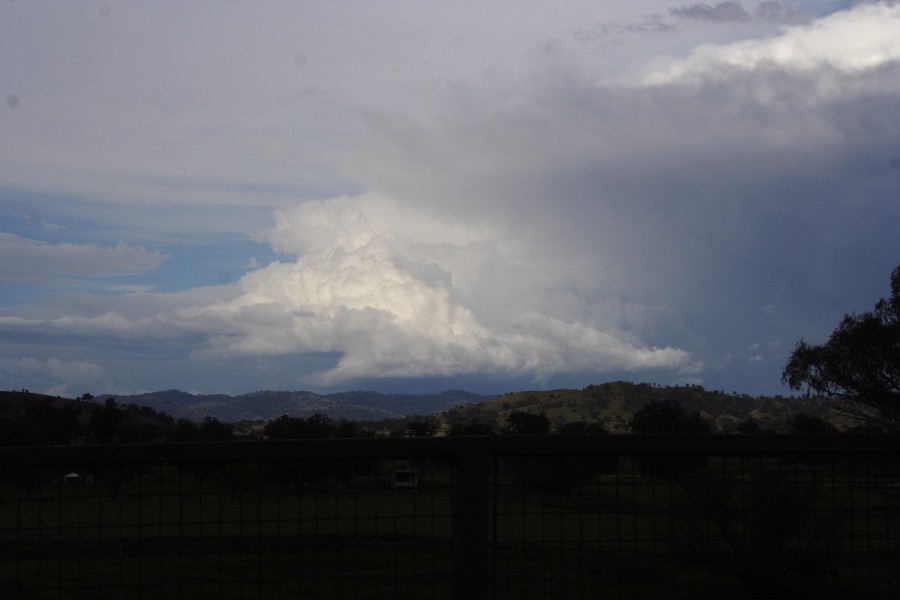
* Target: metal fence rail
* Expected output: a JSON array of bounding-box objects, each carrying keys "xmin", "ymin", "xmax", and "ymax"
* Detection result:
[{"xmin": 2, "ymin": 435, "xmax": 898, "ymax": 599}]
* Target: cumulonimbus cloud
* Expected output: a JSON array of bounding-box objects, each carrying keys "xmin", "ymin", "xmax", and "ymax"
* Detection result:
[
  {"xmin": 174, "ymin": 193, "xmax": 692, "ymax": 384},
  {"xmin": 27, "ymin": 2, "xmax": 896, "ymax": 387},
  {"xmin": 318, "ymin": 1, "xmax": 900, "ymax": 388}
]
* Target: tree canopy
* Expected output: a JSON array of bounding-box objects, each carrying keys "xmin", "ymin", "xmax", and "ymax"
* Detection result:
[
  {"xmin": 629, "ymin": 399, "xmax": 710, "ymax": 434},
  {"xmin": 782, "ymin": 265, "xmax": 900, "ymax": 431},
  {"xmin": 505, "ymin": 410, "xmax": 551, "ymax": 435}
]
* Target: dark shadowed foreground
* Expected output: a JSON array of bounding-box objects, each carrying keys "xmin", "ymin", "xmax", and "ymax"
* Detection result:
[{"xmin": 2, "ymin": 436, "xmax": 898, "ymax": 599}]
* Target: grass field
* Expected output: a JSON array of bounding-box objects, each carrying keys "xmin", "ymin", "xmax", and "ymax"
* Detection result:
[
  {"xmin": 2, "ymin": 450, "xmax": 899, "ymax": 599},
  {"xmin": 2, "ymin": 465, "xmax": 455, "ymax": 599}
]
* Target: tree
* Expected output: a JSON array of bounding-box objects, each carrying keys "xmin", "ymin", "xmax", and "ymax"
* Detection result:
[
  {"xmin": 333, "ymin": 418, "xmax": 361, "ymax": 438},
  {"xmin": 557, "ymin": 420, "xmax": 608, "ymax": 434},
  {"xmin": 735, "ymin": 418, "xmax": 762, "ymax": 434},
  {"xmin": 672, "ymin": 463, "xmax": 837, "ymax": 596},
  {"xmin": 505, "ymin": 411, "xmax": 550, "ymax": 435},
  {"xmin": 448, "ymin": 417, "xmax": 496, "ymax": 436},
  {"xmin": 782, "ymin": 265, "xmax": 900, "ymax": 431},
  {"xmin": 170, "ymin": 418, "xmax": 200, "ymax": 442},
  {"xmin": 630, "ymin": 400, "xmax": 709, "ymax": 480},
  {"xmin": 629, "ymin": 400, "xmax": 710, "ymax": 434},
  {"xmin": 199, "ymin": 416, "xmax": 235, "ymax": 441},
  {"xmin": 405, "ymin": 416, "xmax": 438, "ymax": 437},
  {"xmin": 90, "ymin": 397, "xmax": 123, "ymax": 443},
  {"xmin": 21, "ymin": 398, "xmax": 84, "ymax": 445},
  {"xmin": 264, "ymin": 413, "xmax": 336, "ymax": 439},
  {"xmin": 788, "ymin": 413, "xmax": 837, "ymax": 434}
]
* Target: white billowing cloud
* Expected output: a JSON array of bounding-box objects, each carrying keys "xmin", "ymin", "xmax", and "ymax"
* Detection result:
[
  {"xmin": 175, "ymin": 193, "xmax": 691, "ymax": 384},
  {"xmin": 0, "ymin": 232, "xmax": 167, "ymax": 282},
  {"xmin": 641, "ymin": 3, "xmax": 900, "ymax": 86},
  {"xmin": 264, "ymin": 194, "xmax": 495, "ymax": 256}
]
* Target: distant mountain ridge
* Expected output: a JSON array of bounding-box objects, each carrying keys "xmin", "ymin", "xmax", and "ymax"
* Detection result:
[
  {"xmin": 104, "ymin": 389, "xmax": 492, "ymax": 422},
  {"xmin": 5, "ymin": 381, "xmax": 846, "ymax": 434},
  {"xmin": 103, "ymin": 382, "xmax": 840, "ymax": 432}
]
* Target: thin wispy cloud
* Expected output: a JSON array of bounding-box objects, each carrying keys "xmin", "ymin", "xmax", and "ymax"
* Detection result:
[
  {"xmin": 0, "ymin": 233, "xmax": 167, "ymax": 283},
  {"xmin": 670, "ymin": 1, "xmax": 810, "ymax": 25}
]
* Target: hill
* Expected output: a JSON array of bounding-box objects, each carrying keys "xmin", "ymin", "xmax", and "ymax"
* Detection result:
[
  {"xmin": 0, "ymin": 391, "xmax": 188, "ymax": 445},
  {"xmin": 3, "ymin": 382, "xmax": 847, "ymax": 441},
  {"xmin": 103, "ymin": 389, "xmax": 492, "ymax": 422},
  {"xmin": 441, "ymin": 381, "xmax": 840, "ymax": 433}
]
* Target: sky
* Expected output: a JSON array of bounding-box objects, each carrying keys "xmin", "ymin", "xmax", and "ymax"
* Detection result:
[{"xmin": 1, "ymin": 0, "xmax": 899, "ymax": 399}]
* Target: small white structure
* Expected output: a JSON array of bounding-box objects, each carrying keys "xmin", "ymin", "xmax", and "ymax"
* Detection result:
[
  {"xmin": 63, "ymin": 472, "xmax": 81, "ymax": 486},
  {"xmin": 390, "ymin": 469, "xmax": 419, "ymax": 489}
]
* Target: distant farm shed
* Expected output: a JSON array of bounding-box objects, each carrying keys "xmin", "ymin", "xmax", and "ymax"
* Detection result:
[{"xmin": 390, "ymin": 469, "xmax": 418, "ymax": 489}]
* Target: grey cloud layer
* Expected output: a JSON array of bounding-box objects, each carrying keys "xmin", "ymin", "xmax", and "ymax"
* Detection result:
[
  {"xmin": 0, "ymin": 233, "xmax": 167, "ymax": 283},
  {"xmin": 574, "ymin": 1, "xmax": 810, "ymax": 42},
  {"xmin": 332, "ymin": 3, "xmax": 900, "ymax": 384},
  {"xmin": 670, "ymin": 1, "xmax": 809, "ymax": 24},
  {"xmin": 2, "ymin": 2, "xmax": 899, "ymax": 396}
]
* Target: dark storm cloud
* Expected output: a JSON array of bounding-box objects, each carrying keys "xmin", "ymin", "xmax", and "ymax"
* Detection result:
[
  {"xmin": 342, "ymin": 6, "xmax": 900, "ymax": 393},
  {"xmin": 572, "ymin": 14, "xmax": 677, "ymax": 42},
  {"xmin": 574, "ymin": 1, "xmax": 810, "ymax": 43},
  {"xmin": 670, "ymin": 1, "xmax": 810, "ymax": 24},
  {"xmin": 752, "ymin": 1, "xmax": 811, "ymax": 23},
  {"xmin": 670, "ymin": 1, "xmax": 752, "ymax": 22}
]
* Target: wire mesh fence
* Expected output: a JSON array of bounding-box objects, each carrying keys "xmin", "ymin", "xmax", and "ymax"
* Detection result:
[
  {"xmin": 492, "ymin": 435, "xmax": 900, "ymax": 600},
  {"xmin": 2, "ymin": 435, "xmax": 898, "ymax": 599},
  {"xmin": 1, "ymin": 441, "xmax": 456, "ymax": 599}
]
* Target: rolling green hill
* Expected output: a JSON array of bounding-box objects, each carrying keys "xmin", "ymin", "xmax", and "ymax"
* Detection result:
[
  {"xmin": 441, "ymin": 381, "xmax": 839, "ymax": 433},
  {"xmin": 2, "ymin": 382, "xmax": 849, "ymax": 445}
]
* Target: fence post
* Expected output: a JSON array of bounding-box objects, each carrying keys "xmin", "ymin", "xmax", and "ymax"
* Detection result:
[{"xmin": 454, "ymin": 448, "xmax": 492, "ymax": 600}]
